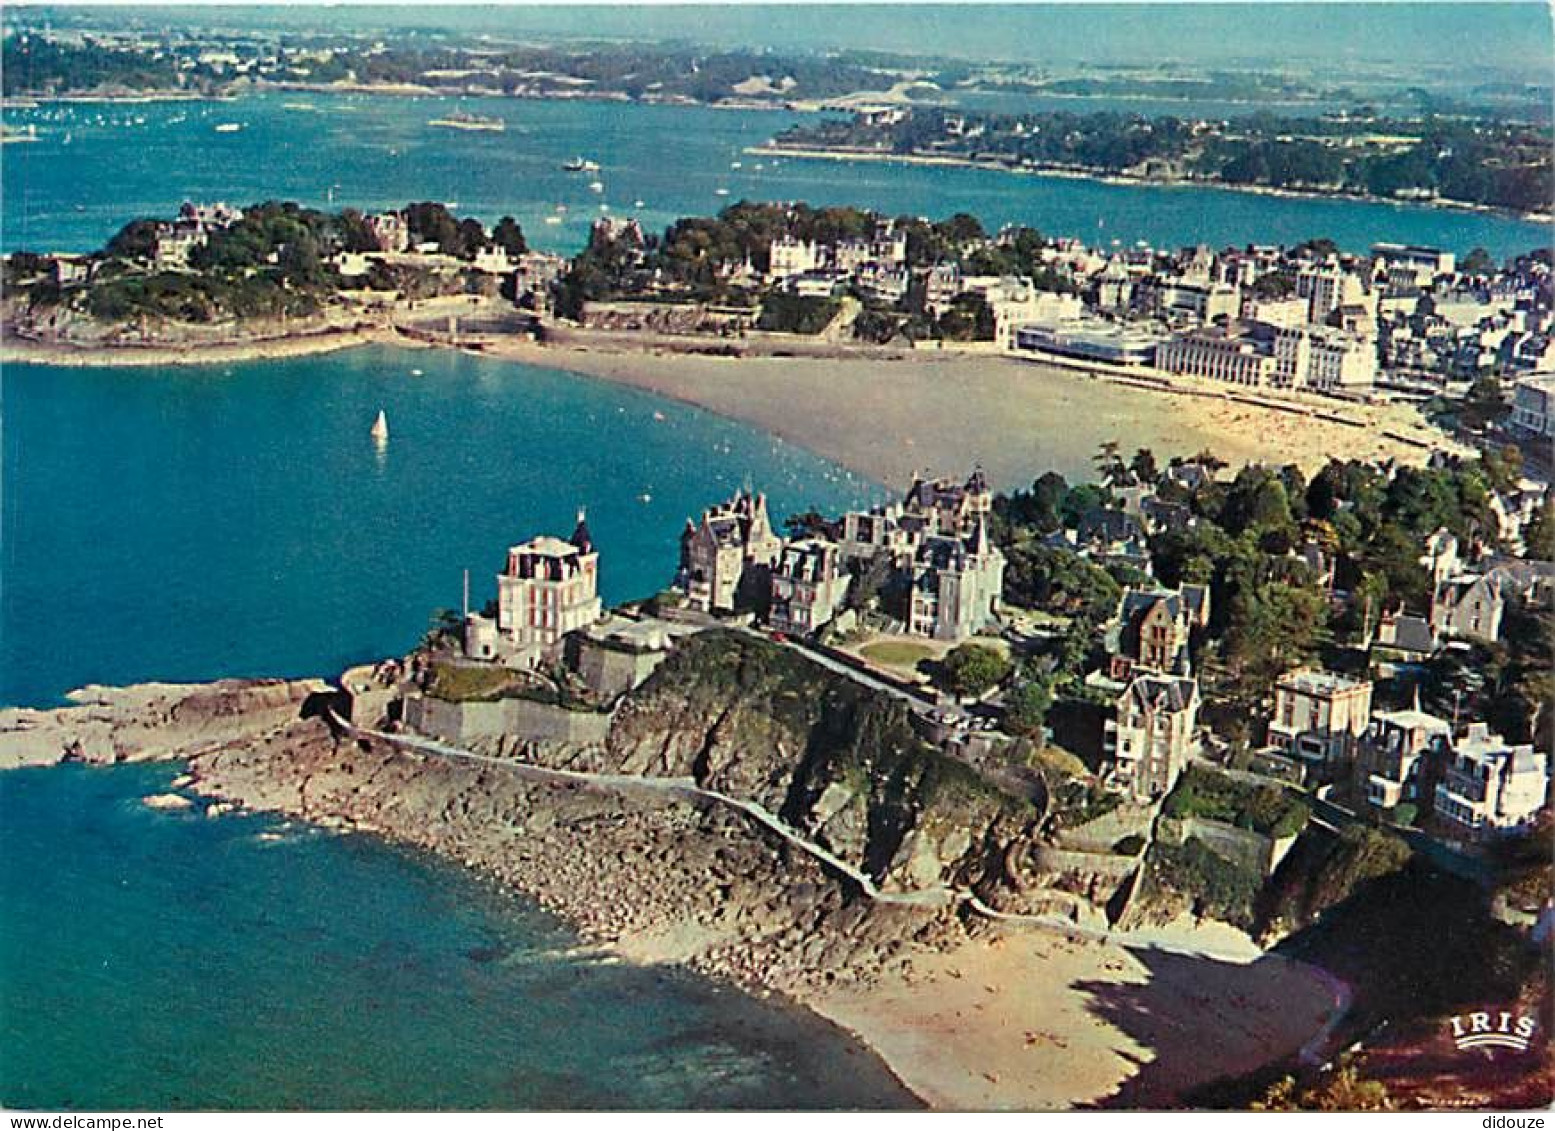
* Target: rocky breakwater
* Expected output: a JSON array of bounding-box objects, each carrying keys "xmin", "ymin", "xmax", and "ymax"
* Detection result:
[{"xmin": 0, "ymin": 678, "xmax": 330, "ymax": 770}]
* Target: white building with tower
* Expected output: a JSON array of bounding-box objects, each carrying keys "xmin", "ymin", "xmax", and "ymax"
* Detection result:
[{"xmin": 464, "ymin": 512, "xmax": 602, "ymax": 667}]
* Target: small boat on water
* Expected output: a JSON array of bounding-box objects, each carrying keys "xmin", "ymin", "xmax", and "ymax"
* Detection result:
[
  {"xmin": 587, "ymin": 180, "xmax": 604, "ymax": 193},
  {"xmin": 370, "ymin": 410, "xmax": 389, "ymax": 441},
  {"xmin": 214, "ymin": 122, "xmax": 242, "ymax": 133},
  {"xmin": 544, "ymin": 215, "xmax": 564, "ymax": 225},
  {"xmin": 714, "ymin": 187, "xmax": 730, "ymax": 196},
  {"xmin": 562, "ymin": 156, "xmax": 601, "ymax": 172}
]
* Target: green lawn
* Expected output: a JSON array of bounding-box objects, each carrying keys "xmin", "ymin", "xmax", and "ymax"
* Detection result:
[{"xmin": 425, "ymin": 661, "xmax": 523, "ymax": 703}]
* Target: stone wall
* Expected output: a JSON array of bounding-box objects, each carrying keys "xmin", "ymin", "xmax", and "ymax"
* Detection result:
[
  {"xmin": 403, "ymin": 694, "xmax": 611, "ymax": 748},
  {"xmin": 340, "ymin": 664, "xmax": 399, "ymax": 728},
  {"xmin": 1029, "ymin": 844, "xmax": 1142, "ymax": 879},
  {"xmin": 575, "ymin": 640, "xmax": 667, "ymax": 702},
  {"xmin": 1157, "ymin": 815, "xmax": 1297, "ymax": 877},
  {"xmin": 1055, "ymin": 802, "xmax": 1155, "ymax": 853}
]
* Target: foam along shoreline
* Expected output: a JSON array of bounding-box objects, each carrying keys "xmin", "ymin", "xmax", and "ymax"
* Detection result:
[
  {"xmin": 1, "ymin": 326, "xmax": 1455, "ymax": 485},
  {"xmin": 0, "ymin": 678, "xmax": 1343, "ymax": 1110},
  {"xmin": 744, "ymin": 144, "xmax": 1553, "ymax": 224}
]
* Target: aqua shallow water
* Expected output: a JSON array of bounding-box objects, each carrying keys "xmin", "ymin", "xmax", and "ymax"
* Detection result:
[
  {"xmin": 2, "ymin": 90, "xmax": 1547, "ymax": 260},
  {"xmin": 0, "ymin": 763, "xmax": 918, "ymax": 1110}
]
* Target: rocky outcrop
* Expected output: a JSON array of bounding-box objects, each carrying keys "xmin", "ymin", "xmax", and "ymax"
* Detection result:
[
  {"xmin": 183, "ymin": 714, "xmax": 968, "ymax": 998},
  {"xmin": 553, "ymin": 631, "xmax": 1042, "ymax": 896},
  {"xmin": 0, "ymin": 678, "xmax": 330, "ymax": 769}
]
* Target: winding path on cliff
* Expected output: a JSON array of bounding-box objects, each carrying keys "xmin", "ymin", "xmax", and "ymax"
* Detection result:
[
  {"xmin": 328, "ymin": 710, "xmax": 1334, "ymax": 965},
  {"xmin": 325, "ymin": 707, "xmax": 1352, "ymax": 1064}
]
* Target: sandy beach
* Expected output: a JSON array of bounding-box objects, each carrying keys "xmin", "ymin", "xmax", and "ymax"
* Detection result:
[
  {"xmin": 812, "ymin": 924, "xmax": 1337, "ymax": 1110},
  {"xmin": 2, "ymin": 677, "xmax": 1345, "ymax": 1110},
  {"xmin": 475, "ymin": 337, "xmax": 1455, "ymax": 486}
]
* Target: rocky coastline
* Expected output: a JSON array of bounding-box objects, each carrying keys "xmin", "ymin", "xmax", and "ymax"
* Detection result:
[{"xmin": 0, "ymin": 644, "xmax": 1349, "ymax": 1111}]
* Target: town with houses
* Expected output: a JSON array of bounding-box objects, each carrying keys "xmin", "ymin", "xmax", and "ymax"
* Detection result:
[
  {"xmin": 7, "ymin": 196, "xmax": 1554, "ymax": 1069},
  {"xmin": 14, "ymin": 196, "xmax": 1555, "ymax": 448},
  {"xmin": 13, "ymin": 194, "xmax": 1552, "ymax": 867},
  {"xmin": 5, "ymin": 3, "xmax": 1555, "ymax": 1115},
  {"xmin": 358, "ymin": 434, "xmax": 1552, "ymax": 889}
]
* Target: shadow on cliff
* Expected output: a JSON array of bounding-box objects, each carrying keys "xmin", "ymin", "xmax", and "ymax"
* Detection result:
[{"xmin": 1070, "ymin": 944, "xmax": 1332, "ymax": 1109}]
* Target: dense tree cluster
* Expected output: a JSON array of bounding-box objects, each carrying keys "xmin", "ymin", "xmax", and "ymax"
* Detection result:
[
  {"xmin": 780, "ymin": 108, "xmax": 1554, "ymax": 213},
  {"xmin": 990, "ymin": 445, "xmax": 1551, "ymax": 749}
]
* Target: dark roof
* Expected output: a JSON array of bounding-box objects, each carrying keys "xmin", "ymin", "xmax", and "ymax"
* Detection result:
[
  {"xmin": 1120, "ymin": 588, "xmax": 1182, "ymax": 625},
  {"xmin": 571, "ymin": 511, "xmax": 594, "ymax": 554},
  {"xmin": 1382, "ymin": 613, "xmax": 1436, "ymax": 655},
  {"xmin": 1142, "ymin": 497, "xmax": 1194, "ymax": 531},
  {"xmin": 1078, "ymin": 506, "xmax": 1145, "ymax": 545}
]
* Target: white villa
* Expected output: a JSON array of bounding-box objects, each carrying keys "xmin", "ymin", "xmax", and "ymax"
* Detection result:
[
  {"xmin": 1434, "ymin": 724, "xmax": 1550, "ymax": 839},
  {"xmin": 465, "ymin": 513, "xmax": 602, "ymax": 668}
]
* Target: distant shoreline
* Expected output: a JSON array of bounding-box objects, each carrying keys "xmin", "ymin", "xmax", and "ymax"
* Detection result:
[
  {"xmin": 746, "ymin": 144, "xmax": 1555, "ymax": 225},
  {"xmin": 0, "ymin": 324, "xmax": 391, "ymax": 369}
]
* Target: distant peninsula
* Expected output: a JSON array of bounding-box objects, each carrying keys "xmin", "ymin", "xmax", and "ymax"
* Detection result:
[{"xmin": 762, "ymin": 107, "xmax": 1555, "ymax": 220}]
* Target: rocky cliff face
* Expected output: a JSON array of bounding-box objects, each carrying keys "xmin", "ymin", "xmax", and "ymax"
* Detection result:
[{"xmin": 556, "ymin": 631, "xmax": 1041, "ymax": 895}]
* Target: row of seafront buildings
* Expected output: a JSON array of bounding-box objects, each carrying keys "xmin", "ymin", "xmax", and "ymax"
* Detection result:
[
  {"xmin": 455, "ymin": 468, "xmax": 1006, "ymax": 695},
  {"xmin": 439, "ymin": 454, "xmax": 1547, "ymax": 846},
  {"xmin": 748, "ymin": 218, "xmax": 1554, "ymax": 406}
]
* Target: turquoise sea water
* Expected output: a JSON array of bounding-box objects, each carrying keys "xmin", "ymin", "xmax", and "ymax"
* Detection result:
[
  {"xmin": 2, "ymin": 91, "xmax": 1547, "ymax": 260},
  {"xmin": 0, "ymin": 763, "xmax": 918, "ymax": 1110},
  {"xmin": 0, "ymin": 345, "xmax": 876, "ymax": 709}
]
